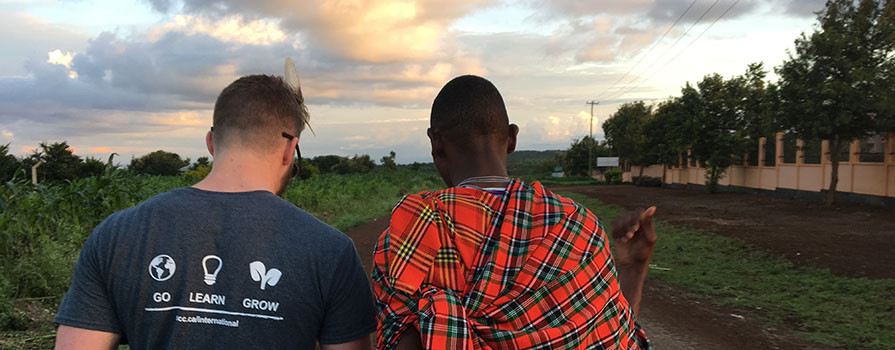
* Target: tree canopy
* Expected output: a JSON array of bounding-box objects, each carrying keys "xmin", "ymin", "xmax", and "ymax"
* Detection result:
[
  {"xmin": 602, "ymin": 101, "xmax": 654, "ymax": 166},
  {"xmin": 129, "ymin": 150, "xmax": 191, "ymax": 176},
  {"xmin": 777, "ymin": 0, "xmax": 895, "ymax": 204}
]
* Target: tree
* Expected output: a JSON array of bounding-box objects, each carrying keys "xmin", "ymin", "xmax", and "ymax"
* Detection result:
[
  {"xmin": 380, "ymin": 151, "xmax": 397, "ymax": 171},
  {"xmin": 602, "ymin": 101, "xmax": 655, "ymax": 171},
  {"xmin": 0, "ymin": 144, "xmax": 22, "ymax": 182},
  {"xmin": 310, "ymin": 155, "xmax": 344, "ymax": 174},
  {"xmin": 562, "ymin": 136, "xmax": 614, "ymax": 176},
  {"xmin": 689, "ymin": 74, "xmax": 749, "ymax": 193},
  {"xmin": 776, "ymin": 0, "xmax": 895, "ymax": 205},
  {"xmin": 642, "ymin": 98, "xmax": 696, "ymax": 168},
  {"xmin": 129, "ymin": 150, "xmax": 190, "ymax": 176},
  {"xmin": 740, "ymin": 63, "xmax": 778, "ymax": 141},
  {"xmin": 189, "ymin": 156, "xmax": 210, "ymax": 171},
  {"xmin": 79, "ymin": 156, "xmax": 107, "ymax": 178},
  {"xmin": 332, "ymin": 154, "xmax": 376, "ymax": 174},
  {"xmin": 0, "ymin": 144, "xmax": 19, "ymax": 180},
  {"xmin": 296, "ymin": 158, "xmax": 319, "ymax": 180},
  {"xmin": 23, "ymin": 141, "xmax": 84, "ymax": 182}
]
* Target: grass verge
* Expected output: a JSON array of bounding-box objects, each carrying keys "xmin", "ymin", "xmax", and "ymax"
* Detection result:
[{"xmin": 560, "ymin": 192, "xmax": 895, "ymax": 349}]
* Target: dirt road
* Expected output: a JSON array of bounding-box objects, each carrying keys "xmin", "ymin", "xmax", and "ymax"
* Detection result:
[
  {"xmin": 555, "ymin": 185, "xmax": 895, "ymax": 280},
  {"xmin": 345, "ymin": 214, "xmax": 829, "ymax": 349}
]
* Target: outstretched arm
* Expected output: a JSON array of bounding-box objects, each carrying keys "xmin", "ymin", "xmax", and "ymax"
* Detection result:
[{"xmin": 610, "ymin": 207, "xmax": 658, "ymax": 317}]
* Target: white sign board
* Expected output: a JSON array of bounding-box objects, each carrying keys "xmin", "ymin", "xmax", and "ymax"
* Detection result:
[{"xmin": 596, "ymin": 157, "xmax": 619, "ymax": 167}]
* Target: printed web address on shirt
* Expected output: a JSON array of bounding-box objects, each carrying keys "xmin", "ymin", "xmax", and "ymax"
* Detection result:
[{"xmin": 176, "ymin": 314, "xmax": 240, "ymax": 328}]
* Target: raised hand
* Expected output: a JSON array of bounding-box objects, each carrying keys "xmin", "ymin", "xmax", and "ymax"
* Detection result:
[
  {"xmin": 609, "ymin": 206, "xmax": 657, "ymax": 317},
  {"xmin": 610, "ymin": 206, "xmax": 658, "ymax": 266}
]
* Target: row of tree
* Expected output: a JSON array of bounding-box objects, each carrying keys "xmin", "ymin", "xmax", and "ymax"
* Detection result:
[
  {"xmin": 1, "ymin": 141, "xmax": 403, "ymax": 183},
  {"xmin": 602, "ymin": 0, "xmax": 895, "ymax": 205},
  {"xmin": 0, "ymin": 142, "xmax": 199, "ymax": 182}
]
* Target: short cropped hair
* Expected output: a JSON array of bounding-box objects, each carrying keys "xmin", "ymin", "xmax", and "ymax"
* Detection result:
[
  {"xmin": 212, "ymin": 75, "xmax": 307, "ymax": 152},
  {"xmin": 430, "ymin": 75, "xmax": 509, "ymax": 137}
]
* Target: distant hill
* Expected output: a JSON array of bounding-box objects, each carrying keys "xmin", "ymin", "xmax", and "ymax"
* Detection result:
[
  {"xmin": 507, "ymin": 150, "xmax": 562, "ymax": 161},
  {"xmin": 507, "ymin": 150, "xmax": 562, "ymax": 176}
]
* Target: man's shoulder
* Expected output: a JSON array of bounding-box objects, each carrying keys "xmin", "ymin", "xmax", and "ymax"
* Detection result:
[
  {"xmin": 95, "ymin": 187, "xmax": 345, "ymax": 240},
  {"xmin": 93, "ymin": 187, "xmax": 185, "ymax": 228}
]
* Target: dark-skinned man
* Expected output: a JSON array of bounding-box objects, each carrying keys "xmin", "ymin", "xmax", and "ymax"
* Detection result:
[{"xmin": 373, "ymin": 75, "xmax": 655, "ymax": 350}]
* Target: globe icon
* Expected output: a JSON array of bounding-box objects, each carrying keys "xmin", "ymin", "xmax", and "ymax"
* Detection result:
[{"xmin": 149, "ymin": 255, "xmax": 176, "ymax": 281}]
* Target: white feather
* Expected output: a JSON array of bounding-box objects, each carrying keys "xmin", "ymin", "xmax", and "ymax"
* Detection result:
[
  {"xmin": 284, "ymin": 57, "xmax": 315, "ymax": 136},
  {"xmin": 284, "ymin": 57, "xmax": 301, "ymax": 90}
]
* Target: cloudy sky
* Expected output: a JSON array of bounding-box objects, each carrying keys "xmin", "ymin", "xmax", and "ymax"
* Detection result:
[{"xmin": 1, "ymin": 0, "xmax": 826, "ymax": 163}]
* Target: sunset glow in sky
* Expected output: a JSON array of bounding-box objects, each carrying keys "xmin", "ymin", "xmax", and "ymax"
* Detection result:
[{"xmin": 1, "ymin": 0, "xmax": 826, "ymax": 163}]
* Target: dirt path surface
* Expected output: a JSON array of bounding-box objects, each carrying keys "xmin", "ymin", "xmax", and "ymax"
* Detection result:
[
  {"xmin": 345, "ymin": 215, "xmax": 829, "ymax": 349},
  {"xmin": 556, "ymin": 185, "xmax": 895, "ymax": 280}
]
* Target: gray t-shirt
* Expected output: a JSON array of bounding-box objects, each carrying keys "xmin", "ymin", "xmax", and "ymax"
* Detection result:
[{"xmin": 55, "ymin": 187, "xmax": 376, "ymax": 349}]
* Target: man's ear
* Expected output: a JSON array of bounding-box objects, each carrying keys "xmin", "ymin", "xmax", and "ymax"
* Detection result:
[
  {"xmin": 205, "ymin": 131, "xmax": 215, "ymax": 156},
  {"xmin": 283, "ymin": 137, "xmax": 298, "ymax": 166},
  {"xmin": 506, "ymin": 124, "xmax": 519, "ymax": 154},
  {"xmin": 427, "ymin": 128, "xmax": 444, "ymax": 156}
]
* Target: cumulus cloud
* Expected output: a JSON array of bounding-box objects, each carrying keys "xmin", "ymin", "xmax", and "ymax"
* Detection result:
[
  {"xmin": 148, "ymin": 15, "xmax": 287, "ymax": 45},
  {"xmin": 1, "ymin": 129, "xmax": 13, "ymax": 141},
  {"xmin": 47, "ymin": 49, "xmax": 74, "ymax": 68},
  {"xmin": 145, "ymin": 0, "xmax": 494, "ymax": 63},
  {"xmin": 521, "ymin": 111, "xmax": 595, "ymax": 144},
  {"xmin": 0, "ymin": 7, "xmax": 491, "ymax": 161},
  {"xmin": 0, "ymin": 13, "xmax": 89, "ymax": 76},
  {"xmin": 2, "ymin": 0, "xmax": 823, "ymax": 161},
  {"xmin": 1, "ymin": 11, "xmax": 485, "ymax": 130}
]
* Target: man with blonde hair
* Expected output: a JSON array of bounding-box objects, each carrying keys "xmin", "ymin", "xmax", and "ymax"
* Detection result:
[{"xmin": 54, "ymin": 75, "xmax": 376, "ymax": 349}]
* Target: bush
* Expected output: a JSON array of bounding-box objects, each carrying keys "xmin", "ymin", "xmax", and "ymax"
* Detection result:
[
  {"xmin": 129, "ymin": 150, "xmax": 190, "ymax": 176},
  {"xmin": 79, "ymin": 156, "xmax": 107, "ymax": 178},
  {"xmin": 182, "ymin": 164, "xmax": 212, "ymax": 182},
  {"xmin": 604, "ymin": 169, "xmax": 623, "ymax": 184},
  {"xmin": 297, "ymin": 158, "xmax": 319, "ymax": 180},
  {"xmin": 380, "ymin": 151, "xmax": 397, "ymax": 171},
  {"xmin": 632, "ymin": 176, "xmax": 663, "ymax": 187}
]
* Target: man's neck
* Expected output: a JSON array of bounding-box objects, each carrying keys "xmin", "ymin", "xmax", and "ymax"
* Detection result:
[
  {"xmin": 447, "ymin": 150, "xmax": 509, "ymax": 187},
  {"xmin": 192, "ymin": 153, "xmax": 281, "ymax": 194}
]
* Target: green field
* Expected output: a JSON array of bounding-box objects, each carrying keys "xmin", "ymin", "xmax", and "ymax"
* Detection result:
[
  {"xmin": 0, "ymin": 167, "xmax": 442, "ymax": 349},
  {"xmin": 3, "ymin": 170, "xmax": 891, "ymax": 349}
]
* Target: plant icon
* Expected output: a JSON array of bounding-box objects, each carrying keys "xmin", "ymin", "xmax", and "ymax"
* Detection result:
[{"xmin": 249, "ymin": 261, "xmax": 282, "ymax": 290}]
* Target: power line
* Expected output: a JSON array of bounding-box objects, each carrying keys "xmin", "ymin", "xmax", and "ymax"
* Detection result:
[
  {"xmin": 607, "ymin": 0, "xmax": 742, "ymax": 102},
  {"xmin": 591, "ymin": 0, "xmax": 699, "ymax": 102},
  {"xmin": 601, "ymin": 0, "xmax": 722, "ymax": 102}
]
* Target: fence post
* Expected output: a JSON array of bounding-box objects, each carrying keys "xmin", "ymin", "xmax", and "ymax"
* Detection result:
[
  {"xmin": 31, "ymin": 159, "xmax": 45, "ymax": 185},
  {"xmin": 776, "ymin": 132, "xmax": 784, "ymax": 164}
]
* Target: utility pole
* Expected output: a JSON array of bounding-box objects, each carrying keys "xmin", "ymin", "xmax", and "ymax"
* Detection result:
[{"xmin": 586, "ymin": 100, "xmax": 599, "ymax": 178}]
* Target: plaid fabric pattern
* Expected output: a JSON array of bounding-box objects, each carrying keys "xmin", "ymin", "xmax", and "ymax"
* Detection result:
[{"xmin": 373, "ymin": 179, "xmax": 650, "ymax": 350}]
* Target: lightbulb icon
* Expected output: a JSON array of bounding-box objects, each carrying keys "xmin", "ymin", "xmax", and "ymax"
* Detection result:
[{"xmin": 202, "ymin": 255, "xmax": 222, "ymax": 286}]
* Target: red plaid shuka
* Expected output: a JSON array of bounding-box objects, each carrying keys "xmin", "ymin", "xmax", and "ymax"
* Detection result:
[{"xmin": 372, "ymin": 179, "xmax": 650, "ymax": 349}]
